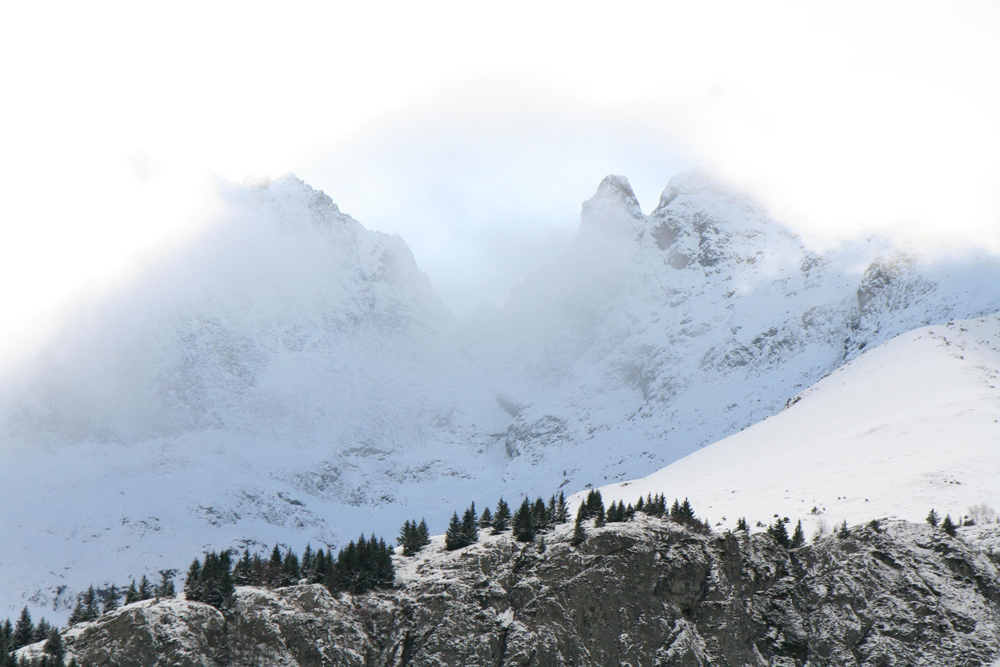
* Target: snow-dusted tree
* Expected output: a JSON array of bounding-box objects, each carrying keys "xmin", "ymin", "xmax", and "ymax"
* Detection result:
[
  {"xmin": 512, "ymin": 498, "xmax": 536, "ymax": 542},
  {"xmin": 12, "ymin": 607, "xmax": 33, "ymax": 649},
  {"xmin": 942, "ymin": 514, "xmax": 957, "ymax": 536},
  {"xmin": 103, "ymin": 584, "xmax": 120, "ymax": 613},
  {"xmin": 790, "ymin": 520, "xmax": 805, "ymax": 548},
  {"xmin": 444, "ymin": 512, "xmax": 466, "ymax": 550},
  {"xmin": 571, "ymin": 504, "xmax": 587, "ymax": 546},
  {"xmin": 926, "ymin": 509, "xmax": 940, "ymax": 527},
  {"xmin": 492, "ymin": 498, "xmax": 511, "ymax": 533},
  {"xmin": 768, "ymin": 518, "xmax": 790, "ymax": 547}
]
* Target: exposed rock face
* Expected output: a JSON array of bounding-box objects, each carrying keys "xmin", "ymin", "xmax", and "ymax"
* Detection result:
[{"xmin": 57, "ymin": 519, "xmax": 1000, "ymax": 666}]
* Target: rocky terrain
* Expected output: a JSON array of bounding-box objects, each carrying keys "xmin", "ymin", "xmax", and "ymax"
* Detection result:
[{"xmin": 37, "ymin": 517, "xmax": 1000, "ymax": 667}]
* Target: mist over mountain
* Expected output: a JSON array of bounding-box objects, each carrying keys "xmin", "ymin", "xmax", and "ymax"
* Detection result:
[{"xmin": 2, "ymin": 169, "xmax": 1000, "ymax": 619}]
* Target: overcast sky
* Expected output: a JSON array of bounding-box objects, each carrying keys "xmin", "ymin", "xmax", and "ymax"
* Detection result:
[{"xmin": 2, "ymin": 1, "xmax": 999, "ymax": 333}]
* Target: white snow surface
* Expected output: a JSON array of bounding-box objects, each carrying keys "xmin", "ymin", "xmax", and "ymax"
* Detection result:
[
  {"xmin": 588, "ymin": 315, "xmax": 1000, "ymax": 539},
  {"xmin": 2, "ymin": 170, "xmax": 1000, "ymax": 620}
]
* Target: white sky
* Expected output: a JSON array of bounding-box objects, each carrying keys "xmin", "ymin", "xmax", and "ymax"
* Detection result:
[{"xmin": 1, "ymin": 1, "xmax": 999, "ymax": 331}]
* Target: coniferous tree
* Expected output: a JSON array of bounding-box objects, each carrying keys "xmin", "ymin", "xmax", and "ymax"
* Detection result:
[
  {"xmin": 138, "ymin": 575, "xmax": 153, "ymax": 601},
  {"xmin": 479, "ymin": 507, "xmax": 493, "ymax": 528},
  {"xmin": 267, "ymin": 546, "xmax": 283, "ymax": 586},
  {"xmin": 512, "ymin": 498, "xmax": 536, "ymax": 542},
  {"xmin": 556, "ymin": 491, "xmax": 569, "ymax": 524},
  {"xmin": 790, "ymin": 520, "xmax": 805, "ymax": 548},
  {"xmin": 325, "ymin": 534, "xmax": 394, "ymax": 594},
  {"xmin": 445, "ymin": 512, "xmax": 467, "ymax": 551},
  {"xmin": 571, "ymin": 504, "xmax": 587, "ymax": 546},
  {"xmin": 417, "ymin": 520, "xmax": 430, "ymax": 548},
  {"xmin": 635, "ymin": 495, "xmax": 645, "ymax": 513},
  {"xmin": 532, "ymin": 498, "xmax": 549, "ymax": 532},
  {"xmin": 12, "ymin": 608, "xmax": 32, "ymax": 649},
  {"xmin": 461, "ymin": 503, "xmax": 480, "ymax": 545},
  {"xmin": 586, "ymin": 490, "xmax": 605, "ymax": 526},
  {"xmin": 926, "ymin": 509, "xmax": 940, "ymax": 527},
  {"xmin": 302, "ymin": 544, "xmax": 314, "ymax": 573},
  {"xmin": 123, "ymin": 580, "xmax": 139, "ymax": 606},
  {"xmin": 399, "ymin": 520, "xmax": 415, "ymax": 556},
  {"xmin": 593, "ymin": 501, "xmax": 606, "ymax": 528},
  {"xmin": 942, "ymin": 514, "xmax": 958, "ymax": 536},
  {"xmin": 155, "ymin": 571, "xmax": 176, "ymax": 599},
  {"xmin": 837, "ymin": 520, "xmax": 850, "ymax": 538},
  {"xmin": 492, "ymin": 498, "xmax": 512, "ymax": 533},
  {"xmin": 43, "ymin": 629, "xmax": 64, "ymax": 667},
  {"xmin": 736, "ymin": 517, "xmax": 750, "ymax": 532},
  {"xmin": 280, "ymin": 551, "xmax": 300, "ymax": 586},
  {"xmin": 233, "ymin": 550, "xmax": 255, "ymax": 586},
  {"xmin": 768, "ymin": 518, "xmax": 790, "ymax": 547},
  {"xmin": 103, "ymin": 584, "xmax": 120, "ymax": 613},
  {"xmin": 33, "ymin": 619, "xmax": 52, "ymax": 643},
  {"xmin": 184, "ymin": 559, "xmax": 202, "ymax": 601}
]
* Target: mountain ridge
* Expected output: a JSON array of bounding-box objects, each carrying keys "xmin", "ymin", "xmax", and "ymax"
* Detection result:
[{"xmin": 2, "ymin": 169, "xmax": 1000, "ymax": 619}]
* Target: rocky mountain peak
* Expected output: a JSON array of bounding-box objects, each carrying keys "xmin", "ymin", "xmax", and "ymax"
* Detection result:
[{"xmin": 579, "ymin": 174, "xmax": 644, "ymax": 238}]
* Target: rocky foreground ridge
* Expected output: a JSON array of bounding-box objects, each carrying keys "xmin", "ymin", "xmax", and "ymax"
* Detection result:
[{"xmin": 38, "ymin": 517, "xmax": 1000, "ymax": 666}]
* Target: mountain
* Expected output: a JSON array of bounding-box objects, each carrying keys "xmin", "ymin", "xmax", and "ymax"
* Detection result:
[
  {"xmin": 2, "ymin": 169, "xmax": 1000, "ymax": 620},
  {"xmin": 481, "ymin": 172, "xmax": 1000, "ymax": 491},
  {"xmin": 23, "ymin": 517, "xmax": 1000, "ymax": 666},
  {"xmin": 588, "ymin": 314, "xmax": 1000, "ymax": 539}
]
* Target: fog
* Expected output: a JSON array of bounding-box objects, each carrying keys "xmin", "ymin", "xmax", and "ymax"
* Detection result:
[{"xmin": 2, "ymin": 1, "xmax": 999, "ymax": 348}]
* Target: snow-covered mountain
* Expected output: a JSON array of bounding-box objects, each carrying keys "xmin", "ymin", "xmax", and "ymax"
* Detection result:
[
  {"xmin": 2, "ymin": 169, "xmax": 1000, "ymax": 620},
  {"xmin": 483, "ymin": 172, "xmax": 1000, "ymax": 489},
  {"xmin": 588, "ymin": 314, "xmax": 1000, "ymax": 539}
]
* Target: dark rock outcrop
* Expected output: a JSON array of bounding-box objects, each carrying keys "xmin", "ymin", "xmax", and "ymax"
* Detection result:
[{"xmin": 53, "ymin": 518, "xmax": 1000, "ymax": 666}]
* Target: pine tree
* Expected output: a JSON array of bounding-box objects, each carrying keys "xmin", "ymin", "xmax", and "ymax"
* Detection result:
[
  {"xmin": 416, "ymin": 519, "xmax": 430, "ymax": 550},
  {"xmin": 532, "ymin": 498, "xmax": 549, "ymax": 532},
  {"xmin": 768, "ymin": 518, "xmax": 790, "ymax": 547},
  {"xmin": 155, "ymin": 571, "xmax": 176, "ymax": 599},
  {"xmin": 302, "ymin": 544, "xmax": 314, "ymax": 573},
  {"xmin": 736, "ymin": 517, "xmax": 749, "ymax": 531},
  {"xmin": 33, "ymin": 619, "xmax": 52, "ymax": 643},
  {"xmin": 635, "ymin": 495, "xmax": 645, "ymax": 513},
  {"xmin": 790, "ymin": 520, "xmax": 805, "ymax": 548},
  {"xmin": 184, "ymin": 559, "xmax": 202, "ymax": 601},
  {"xmin": 124, "ymin": 580, "xmax": 139, "ymax": 606},
  {"xmin": 942, "ymin": 514, "xmax": 958, "ymax": 536},
  {"xmin": 479, "ymin": 507, "xmax": 493, "ymax": 528},
  {"xmin": 461, "ymin": 503, "xmax": 480, "ymax": 545},
  {"xmin": 512, "ymin": 498, "xmax": 536, "ymax": 542},
  {"xmin": 587, "ymin": 490, "xmax": 605, "ymax": 526},
  {"xmin": 138, "ymin": 575, "xmax": 153, "ymax": 601},
  {"xmin": 556, "ymin": 491, "xmax": 569, "ymax": 524},
  {"xmin": 103, "ymin": 584, "xmax": 120, "ymax": 613},
  {"xmin": 445, "ymin": 512, "xmax": 467, "ymax": 551},
  {"xmin": 571, "ymin": 504, "xmax": 587, "ymax": 546},
  {"xmin": 926, "ymin": 509, "xmax": 940, "ymax": 527},
  {"xmin": 234, "ymin": 550, "xmax": 255, "ymax": 585},
  {"xmin": 43, "ymin": 629, "xmax": 65, "ymax": 667},
  {"xmin": 837, "ymin": 520, "xmax": 850, "ymax": 538},
  {"xmin": 12, "ymin": 608, "xmax": 32, "ymax": 649},
  {"xmin": 399, "ymin": 520, "xmax": 415, "ymax": 556},
  {"xmin": 268, "ymin": 546, "xmax": 283, "ymax": 586},
  {"xmin": 281, "ymin": 551, "xmax": 301, "ymax": 586},
  {"xmin": 492, "ymin": 498, "xmax": 511, "ymax": 533}
]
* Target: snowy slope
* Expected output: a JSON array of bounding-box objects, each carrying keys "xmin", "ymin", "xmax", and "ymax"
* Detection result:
[
  {"xmin": 588, "ymin": 315, "xmax": 1000, "ymax": 537},
  {"xmin": 2, "ymin": 170, "xmax": 1000, "ymax": 621}
]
